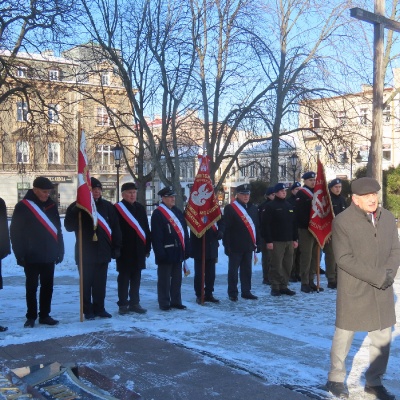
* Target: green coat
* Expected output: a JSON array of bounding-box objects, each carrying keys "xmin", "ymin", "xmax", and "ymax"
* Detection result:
[{"xmin": 332, "ymin": 202, "xmax": 400, "ymax": 331}]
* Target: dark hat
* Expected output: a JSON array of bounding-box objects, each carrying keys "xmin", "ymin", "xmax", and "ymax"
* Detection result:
[
  {"xmin": 351, "ymin": 177, "xmax": 381, "ymax": 195},
  {"xmin": 91, "ymin": 177, "xmax": 102, "ymax": 190},
  {"xmin": 302, "ymin": 171, "xmax": 316, "ymax": 180},
  {"xmin": 236, "ymin": 184, "xmax": 251, "ymax": 194},
  {"xmin": 273, "ymin": 183, "xmax": 286, "ymax": 192},
  {"xmin": 290, "ymin": 181, "xmax": 301, "ymax": 191},
  {"xmin": 121, "ymin": 182, "xmax": 137, "ymax": 192},
  {"xmin": 328, "ymin": 178, "xmax": 342, "ymax": 189},
  {"xmin": 158, "ymin": 186, "xmax": 176, "ymax": 197},
  {"xmin": 265, "ymin": 186, "xmax": 275, "ymax": 196},
  {"xmin": 33, "ymin": 176, "xmax": 54, "ymax": 190}
]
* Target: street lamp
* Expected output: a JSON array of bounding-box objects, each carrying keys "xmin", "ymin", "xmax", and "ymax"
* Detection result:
[
  {"xmin": 341, "ymin": 149, "xmax": 363, "ymax": 180},
  {"xmin": 289, "ymin": 153, "xmax": 298, "ymax": 183},
  {"xmin": 112, "ymin": 144, "xmax": 123, "ymax": 202}
]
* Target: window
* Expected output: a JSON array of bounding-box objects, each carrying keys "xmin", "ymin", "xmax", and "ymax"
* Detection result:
[
  {"xmin": 16, "ymin": 141, "xmax": 29, "ymax": 163},
  {"xmin": 16, "ymin": 101, "xmax": 28, "ymax": 122},
  {"xmin": 17, "ymin": 67, "xmax": 27, "ymax": 78},
  {"xmin": 383, "ymin": 144, "xmax": 391, "ymax": 162},
  {"xmin": 383, "ymin": 106, "xmax": 391, "ymax": 122},
  {"xmin": 48, "ymin": 143, "xmax": 60, "ymax": 164},
  {"xmin": 309, "ymin": 112, "xmax": 320, "ymax": 129},
  {"xmin": 279, "ymin": 164, "xmax": 287, "ymax": 178},
  {"xmin": 337, "ymin": 111, "xmax": 347, "ymax": 126},
  {"xmin": 49, "ymin": 69, "xmax": 59, "ymax": 81},
  {"xmin": 249, "ymin": 165, "xmax": 255, "ymax": 178},
  {"xmin": 359, "ymin": 108, "xmax": 368, "ymax": 125},
  {"xmin": 101, "ymin": 72, "xmax": 110, "ymax": 86},
  {"xmin": 96, "ymin": 145, "xmax": 112, "ymax": 165},
  {"xmin": 97, "ymin": 107, "xmax": 110, "ymax": 126},
  {"xmin": 48, "ymin": 104, "xmax": 59, "ymax": 124},
  {"xmin": 240, "ymin": 167, "xmax": 247, "ymax": 177}
]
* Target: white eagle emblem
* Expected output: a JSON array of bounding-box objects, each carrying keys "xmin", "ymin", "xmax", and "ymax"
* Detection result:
[
  {"xmin": 311, "ymin": 189, "xmax": 331, "ymax": 219},
  {"xmin": 191, "ymin": 183, "xmax": 213, "ymax": 206}
]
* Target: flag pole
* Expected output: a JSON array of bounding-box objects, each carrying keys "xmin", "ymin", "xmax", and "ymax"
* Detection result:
[
  {"xmin": 78, "ymin": 211, "xmax": 84, "ymax": 321},
  {"xmin": 316, "ymin": 152, "xmax": 321, "ymax": 293},
  {"xmin": 201, "ymin": 234, "xmax": 206, "ymax": 305}
]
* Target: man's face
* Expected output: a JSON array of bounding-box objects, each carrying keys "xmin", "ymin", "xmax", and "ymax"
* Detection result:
[
  {"xmin": 330, "ymin": 184, "xmax": 342, "ymax": 196},
  {"xmin": 291, "ymin": 187, "xmax": 300, "ymax": 196},
  {"xmin": 275, "ymin": 189, "xmax": 286, "ymax": 199},
  {"xmin": 352, "ymin": 193, "xmax": 378, "ymax": 213},
  {"xmin": 304, "ymin": 178, "xmax": 316, "ymax": 188},
  {"xmin": 33, "ymin": 188, "xmax": 51, "ymax": 203},
  {"xmin": 92, "ymin": 187, "xmax": 102, "ymax": 200},
  {"xmin": 122, "ymin": 189, "xmax": 137, "ymax": 204},
  {"xmin": 236, "ymin": 192, "xmax": 250, "ymax": 203},
  {"xmin": 267, "ymin": 193, "xmax": 275, "ymax": 201},
  {"xmin": 162, "ymin": 195, "xmax": 176, "ymax": 208}
]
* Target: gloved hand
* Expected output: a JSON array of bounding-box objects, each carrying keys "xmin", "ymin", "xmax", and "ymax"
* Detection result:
[
  {"xmin": 56, "ymin": 254, "xmax": 64, "ymax": 264},
  {"xmin": 112, "ymin": 248, "xmax": 121, "ymax": 259},
  {"xmin": 224, "ymin": 247, "xmax": 230, "ymax": 256},
  {"xmin": 381, "ymin": 270, "xmax": 394, "ymax": 289},
  {"xmin": 217, "ymin": 231, "xmax": 223, "ymax": 240}
]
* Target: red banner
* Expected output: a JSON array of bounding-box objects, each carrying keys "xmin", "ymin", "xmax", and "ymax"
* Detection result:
[
  {"xmin": 184, "ymin": 155, "xmax": 221, "ymax": 238},
  {"xmin": 308, "ymin": 159, "xmax": 334, "ymax": 248},
  {"xmin": 76, "ymin": 130, "xmax": 98, "ymax": 230}
]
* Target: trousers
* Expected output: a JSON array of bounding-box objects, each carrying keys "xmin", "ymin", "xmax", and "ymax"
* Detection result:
[{"xmin": 227, "ymin": 251, "xmax": 253, "ymax": 297}]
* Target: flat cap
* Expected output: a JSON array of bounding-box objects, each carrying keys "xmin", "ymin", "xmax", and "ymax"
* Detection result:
[
  {"xmin": 91, "ymin": 177, "xmax": 102, "ymax": 190},
  {"xmin": 236, "ymin": 184, "xmax": 251, "ymax": 194},
  {"xmin": 121, "ymin": 182, "xmax": 137, "ymax": 192},
  {"xmin": 328, "ymin": 178, "xmax": 342, "ymax": 189},
  {"xmin": 351, "ymin": 177, "xmax": 381, "ymax": 195},
  {"xmin": 302, "ymin": 171, "xmax": 316, "ymax": 180},
  {"xmin": 290, "ymin": 181, "xmax": 301, "ymax": 191},
  {"xmin": 158, "ymin": 186, "xmax": 176, "ymax": 197},
  {"xmin": 274, "ymin": 183, "xmax": 287, "ymax": 192},
  {"xmin": 265, "ymin": 186, "xmax": 275, "ymax": 196},
  {"xmin": 33, "ymin": 176, "xmax": 54, "ymax": 190}
]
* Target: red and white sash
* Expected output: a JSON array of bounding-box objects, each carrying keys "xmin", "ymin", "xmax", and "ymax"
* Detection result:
[
  {"xmin": 97, "ymin": 213, "xmax": 112, "ymax": 242},
  {"xmin": 298, "ymin": 186, "xmax": 313, "ymax": 199},
  {"xmin": 22, "ymin": 199, "xmax": 58, "ymax": 242},
  {"xmin": 231, "ymin": 200, "xmax": 256, "ymax": 249},
  {"xmin": 158, "ymin": 203, "xmax": 185, "ymax": 250},
  {"xmin": 115, "ymin": 202, "xmax": 146, "ymax": 245}
]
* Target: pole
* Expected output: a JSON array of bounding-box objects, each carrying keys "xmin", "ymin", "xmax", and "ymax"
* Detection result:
[
  {"xmin": 200, "ymin": 234, "xmax": 206, "ymax": 305},
  {"xmin": 78, "ymin": 211, "xmax": 84, "ymax": 322},
  {"xmin": 316, "ymin": 246, "xmax": 320, "ymax": 293},
  {"xmin": 116, "ymin": 165, "xmax": 120, "ymax": 202}
]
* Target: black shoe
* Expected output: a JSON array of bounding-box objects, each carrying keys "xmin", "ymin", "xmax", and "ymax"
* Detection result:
[
  {"xmin": 129, "ymin": 304, "xmax": 147, "ymax": 314},
  {"xmin": 85, "ymin": 313, "xmax": 95, "ymax": 320},
  {"xmin": 309, "ymin": 282, "xmax": 324, "ymax": 292},
  {"xmin": 271, "ymin": 289, "xmax": 281, "ymax": 297},
  {"xmin": 95, "ymin": 310, "xmax": 112, "ymax": 318},
  {"xmin": 24, "ymin": 319, "xmax": 35, "ymax": 328},
  {"xmin": 159, "ymin": 305, "xmax": 171, "ymax": 311},
  {"xmin": 39, "ymin": 316, "xmax": 59, "ymax": 326},
  {"xmin": 0, "ymin": 326, "xmax": 8, "ymax": 332},
  {"xmin": 301, "ymin": 284, "xmax": 311, "ymax": 293},
  {"xmin": 171, "ymin": 304, "xmax": 187, "ymax": 310},
  {"xmin": 280, "ymin": 288, "xmax": 296, "ymax": 296},
  {"xmin": 328, "ymin": 281, "xmax": 337, "ymax": 289},
  {"xmin": 118, "ymin": 306, "xmax": 130, "ymax": 315},
  {"xmin": 364, "ymin": 385, "xmax": 396, "ymax": 400},
  {"xmin": 320, "ymin": 268, "xmax": 325, "ymax": 275},
  {"xmin": 196, "ymin": 297, "xmax": 202, "ymax": 304},
  {"xmin": 326, "ymin": 381, "xmax": 349, "ymax": 399},
  {"xmin": 204, "ymin": 295, "xmax": 220, "ymax": 303},
  {"xmin": 229, "ymin": 296, "xmax": 238, "ymax": 302},
  {"xmin": 241, "ymin": 293, "xmax": 258, "ymax": 300}
]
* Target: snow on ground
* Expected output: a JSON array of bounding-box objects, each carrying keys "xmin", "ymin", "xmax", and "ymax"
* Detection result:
[{"xmin": 1, "ymin": 221, "xmax": 400, "ymax": 398}]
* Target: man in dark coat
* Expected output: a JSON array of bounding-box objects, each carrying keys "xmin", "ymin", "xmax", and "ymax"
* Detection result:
[
  {"xmin": 190, "ymin": 218, "xmax": 224, "ymax": 304},
  {"xmin": 114, "ymin": 182, "xmax": 151, "ymax": 315},
  {"xmin": 64, "ymin": 177, "xmax": 121, "ymax": 320},
  {"xmin": 151, "ymin": 186, "xmax": 191, "ymax": 311},
  {"xmin": 262, "ymin": 183, "xmax": 298, "ymax": 296},
  {"xmin": 323, "ymin": 178, "xmax": 347, "ymax": 289},
  {"xmin": 0, "ymin": 197, "xmax": 11, "ymax": 332},
  {"xmin": 326, "ymin": 177, "xmax": 400, "ymax": 400},
  {"xmin": 295, "ymin": 171, "xmax": 324, "ymax": 293},
  {"xmin": 223, "ymin": 184, "xmax": 261, "ymax": 301},
  {"xmin": 10, "ymin": 177, "xmax": 64, "ymax": 328},
  {"xmin": 287, "ymin": 181, "xmax": 301, "ymax": 282}
]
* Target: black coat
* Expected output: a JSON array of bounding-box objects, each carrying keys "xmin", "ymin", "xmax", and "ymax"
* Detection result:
[
  {"xmin": 295, "ymin": 185, "xmax": 314, "ymax": 229},
  {"xmin": 0, "ymin": 198, "xmax": 10, "ymax": 260},
  {"xmin": 223, "ymin": 200, "xmax": 261, "ymax": 254},
  {"xmin": 190, "ymin": 218, "xmax": 224, "ymax": 260},
  {"xmin": 10, "ymin": 189, "xmax": 64, "ymax": 265},
  {"xmin": 115, "ymin": 199, "xmax": 151, "ymax": 270},
  {"xmin": 151, "ymin": 204, "xmax": 190, "ymax": 265},
  {"xmin": 330, "ymin": 192, "xmax": 347, "ymax": 216},
  {"xmin": 64, "ymin": 197, "xmax": 122, "ymax": 265},
  {"xmin": 262, "ymin": 197, "xmax": 298, "ymax": 243}
]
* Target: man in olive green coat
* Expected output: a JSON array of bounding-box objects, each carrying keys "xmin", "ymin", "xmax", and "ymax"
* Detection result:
[{"xmin": 326, "ymin": 177, "xmax": 400, "ymax": 400}]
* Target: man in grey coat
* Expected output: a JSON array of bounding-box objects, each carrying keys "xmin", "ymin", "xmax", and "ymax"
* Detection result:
[{"xmin": 326, "ymin": 177, "xmax": 400, "ymax": 400}]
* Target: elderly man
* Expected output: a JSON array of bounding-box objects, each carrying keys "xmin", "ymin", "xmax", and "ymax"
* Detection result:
[
  {"xmin": 326, "ymin": 177, "xmax": 400, "ymax": 400},
  {"xmin": 115, "ymin": 182, "xmax": 151, "ymax": 315},
  {"xmin": 11, "ymin": 177, "xmax": 64, "ymax": 328},
  {"xmin": 223, "ymin": 184, "xmax": 261, "ymax": 301}
]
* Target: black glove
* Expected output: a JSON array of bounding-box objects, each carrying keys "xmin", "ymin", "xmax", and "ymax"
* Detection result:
[
  {"xmin": 217, "ymin": 231, "xmax": 223, "ymax": 240},
  {"xmin": 17, "ymin": 258, "xmax": 25, "ymax": 267},
  {"xmin": 381, "ymin": 270, "xmax": 394, "ymax": 289},
  {"xmin": 56, "ymin": 254, "xmax": 64, "ymax": 265},
  {"xmin": 112, "ymin": 248, "xmax": 121, "ymax": 259},
  {"xmin": 224, "ymin": 247, "xmax": 230, "ymax": 256}
]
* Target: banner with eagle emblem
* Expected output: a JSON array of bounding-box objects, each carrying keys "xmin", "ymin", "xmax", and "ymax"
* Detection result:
[{"xmin": 184, "ymin": 155, "xmax": 221, "ymax": 238}]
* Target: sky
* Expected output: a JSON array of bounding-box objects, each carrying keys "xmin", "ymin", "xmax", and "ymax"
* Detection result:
[{"xmin": 1, "ymin": 221, "xmax": 400, "ymax": 399}]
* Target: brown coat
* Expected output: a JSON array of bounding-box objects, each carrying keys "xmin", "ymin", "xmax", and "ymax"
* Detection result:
[{"xmin": 332, "ymin": 202, "xmax": 400, "ymax": 331}]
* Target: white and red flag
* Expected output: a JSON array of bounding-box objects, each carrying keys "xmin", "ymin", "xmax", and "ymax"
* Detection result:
[
  {"xmin": 184, "ymin": 155, "xmax": 221, "ymax": 238},
  {"xmin": 308, "ymin": 158, "xmax": 334, "ymax": 248},
  {"xmin": 77, "ymin": 130, "xmax": 98, "ymax": 230}
]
